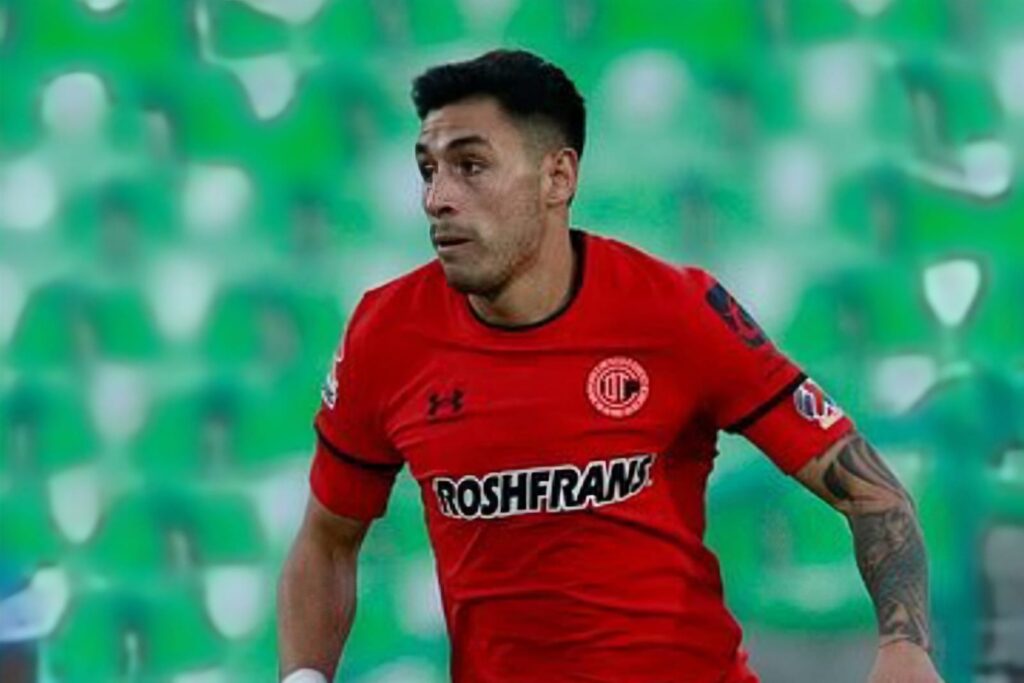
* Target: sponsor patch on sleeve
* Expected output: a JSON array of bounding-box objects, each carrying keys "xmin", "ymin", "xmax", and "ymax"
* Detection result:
[
  {"xmin": 321, "ymin": 352, "xmax": 341, "ymax": 410},
  {"xmin": 793, "ymin": 378, "xmax": 844, "ymax": 429}
]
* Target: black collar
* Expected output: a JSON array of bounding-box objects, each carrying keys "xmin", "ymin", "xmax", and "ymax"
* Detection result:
[{"xmin": 467, "ymin": 228, "xmax": 587, "ymax": 332}]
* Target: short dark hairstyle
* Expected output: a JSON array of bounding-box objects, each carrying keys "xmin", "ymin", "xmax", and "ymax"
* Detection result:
[{"xmin": 411, "ymin": 49, "xmax": 586, "ymax": 159}]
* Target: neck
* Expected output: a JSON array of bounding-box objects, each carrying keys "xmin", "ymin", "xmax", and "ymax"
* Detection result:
[{"xmin": 468, "ymin": 226, "xmax": 577, "ymax": 328}]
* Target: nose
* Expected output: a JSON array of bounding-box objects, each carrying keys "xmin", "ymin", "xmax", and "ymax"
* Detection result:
[{"xmin": 423, "ymin": 168, "xmax": 455, "ymax": 219}]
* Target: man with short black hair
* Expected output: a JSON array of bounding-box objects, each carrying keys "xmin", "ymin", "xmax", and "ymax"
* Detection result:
[{"xmin": 278, "ymin": 49, "xmax": 942, "ymax": 683}]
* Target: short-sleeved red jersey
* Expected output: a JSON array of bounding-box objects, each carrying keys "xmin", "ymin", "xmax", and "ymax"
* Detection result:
[{"xmin": 312, "ymin": 230, "xmax": 853, "ymax": 683}]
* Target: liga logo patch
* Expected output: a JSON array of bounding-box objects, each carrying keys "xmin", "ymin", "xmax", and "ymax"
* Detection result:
[
  {"xmin": 793, "ymin": 378, "xmax": 843, "ymax": 429},
  {"xmin": 587, "ymin": 356, "xmax": 650, "ymax": 418}
]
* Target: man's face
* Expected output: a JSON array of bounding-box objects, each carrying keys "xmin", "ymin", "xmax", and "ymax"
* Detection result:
[{"xmin": 415, "ymin": 97, "xmax": 548, "ymax": 297}]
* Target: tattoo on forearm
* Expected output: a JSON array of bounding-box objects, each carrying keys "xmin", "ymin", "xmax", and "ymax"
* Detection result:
[{"xmin": 822, "ymin": 436, "xmax": 931, "ymax": 650}]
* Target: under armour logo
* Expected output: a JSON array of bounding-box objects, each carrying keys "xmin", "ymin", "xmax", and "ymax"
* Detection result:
[{"xmin": 428, "ymin": 389, "xmax": 464, "ymax": 418}]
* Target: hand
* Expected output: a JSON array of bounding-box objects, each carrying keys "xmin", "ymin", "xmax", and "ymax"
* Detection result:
[{"xmin": 867, "ymin": 641, "xmax": 943, "ymax": 683}]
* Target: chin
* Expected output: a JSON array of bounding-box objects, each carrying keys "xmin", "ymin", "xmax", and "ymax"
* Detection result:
[{"xmin": 440, "ymin": 262, "xmax": 501, "ymax": 297}]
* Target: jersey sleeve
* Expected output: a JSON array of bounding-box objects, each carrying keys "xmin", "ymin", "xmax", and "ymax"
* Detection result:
[
  {"xmin": 681, "ymin": 267, "xmax": 854, "ymax": 474},
  {"xmin": 310, "ymin": 293, "xmax": 403, "ymax": 520}
]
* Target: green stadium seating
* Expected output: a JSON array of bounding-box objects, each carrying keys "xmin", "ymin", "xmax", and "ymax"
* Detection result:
[
  {"xmin": 782, "ymin": 263, "xmax": 938, "ymax": 368},
  {"xmin": 0, "ymin": 485, "xmax": 62, "ymax": 571},
  {"xmin": 404, "ymin": 0, "xmax": 470, "ymax": 47},
  {"xmin": 707, "ymin": 459, "xmax": 871, "ymax": 632},
  {"xmin": 199, "ymin": 281, "xmax": 342, "ymax": 373},
  {"xmin": 963, "ymin": 264, "xmax": 1024, "ymax": 367},
  {"xmin": 132, "ymin": 382, "xmax": 236, "ymax": 479},
  {"xmin": 590, "ymin": 0, "xmax": 762, "ymax": 74},
  {"xmin": 900, "ymin": 181, "xmax": 1024, "ymax": 262},
  {"xmin": 134, "ymin": 373, "xmax": 320, "ymax": 479},
  {"xmin": 899, "ymin": 57, "xmax": 1002, "ymax": 148},
  {"xmin": 780, "ymin": 0, "xmax": 950, "ymax": 47},
  {"xmin": 7, "ymin": 282, "xmax": 161, "ymax": 368},
  {"xmin": 0, "ymin": 382, "xmax": 98, "ymax": 477},
  {"xmin": 190, "ymin": 492, "xmax": 267, "ymax": 566},
  {"xmin": 203, "ymin": 0, "xmax": 294, "ymax": 60},
  {"xmin": 48, "ymin": 586, "xmax": 225, "ymax": 683},
  {"xmin": 304, "ymin": 0, "xmax": 384, "ymax": 59},
  {"xmin": 232, "ymin": 374, "xmax": 321, "ymax": 471},
  {"xmin": 92, "ymin": 286, "xmax": 164, "ymax": 362},
  {"xmin": 60, "ymin": 176, "xmax": 178, "ymax": 256},
  {"xmin": 4, "ymin": 2, "xmax": 1024, "ymax": 679},
  {"xmin": 8, "ymin": 282, "xmax": 95, "ymax": 370},
  {"xmin": 83, "ymin": 489, "xmax": 266, "ymax": 584}
]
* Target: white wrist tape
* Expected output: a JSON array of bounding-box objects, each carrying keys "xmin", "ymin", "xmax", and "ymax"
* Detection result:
[{"xmin": 281, "ymin": 668, "xmax": 328, "ymax": 683}]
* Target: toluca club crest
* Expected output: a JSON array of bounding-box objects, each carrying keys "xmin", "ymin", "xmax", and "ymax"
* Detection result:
[{"xmin": 587, "ymin": 356, "xmax": 650, "ymax": 418}]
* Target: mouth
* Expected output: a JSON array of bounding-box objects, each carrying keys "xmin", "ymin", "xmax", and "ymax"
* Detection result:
[{"xmin": 432, "ymin": 233, "xmax": 473, "ymax": 252}]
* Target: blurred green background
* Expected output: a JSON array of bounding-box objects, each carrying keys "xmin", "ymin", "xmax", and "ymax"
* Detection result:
[{"xmin": 1, "ymin": 0, "xmax": 1022, "ymax": 681}]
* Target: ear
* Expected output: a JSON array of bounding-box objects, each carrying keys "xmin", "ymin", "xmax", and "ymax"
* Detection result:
[{"xmin": 541, "ymin": 148, "xmax": 579, "ymax": 208}]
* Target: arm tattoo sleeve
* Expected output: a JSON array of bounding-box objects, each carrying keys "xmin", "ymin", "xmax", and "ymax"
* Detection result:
[{"xmin": 823, "ymin": 436, "xmax": 931, "ymax": 650}]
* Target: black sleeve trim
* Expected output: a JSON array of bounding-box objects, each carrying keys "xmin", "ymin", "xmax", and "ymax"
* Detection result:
[
  {"xmin": 724, "ymin": 372, "xmax": 807, "ymax": 434},
  {"xmin": 314, "ymin": 425, "xmax": 402, "ymax": 473}
]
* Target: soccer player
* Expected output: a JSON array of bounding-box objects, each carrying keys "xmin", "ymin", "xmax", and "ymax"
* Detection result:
[{"xmin": 278, "ymin": 50, "xmax": 943, "ymax": 683}]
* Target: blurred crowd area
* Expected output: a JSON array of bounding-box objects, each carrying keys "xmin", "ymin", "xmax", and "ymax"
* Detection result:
[{"xmin": 0, "ymin": 0, "xmax": 1023, "ymax": 682}]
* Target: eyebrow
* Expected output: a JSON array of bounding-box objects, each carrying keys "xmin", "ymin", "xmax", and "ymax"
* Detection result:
[{"xmin": 415, "ymin": 134, "xmax": 492, "ymax": 156}]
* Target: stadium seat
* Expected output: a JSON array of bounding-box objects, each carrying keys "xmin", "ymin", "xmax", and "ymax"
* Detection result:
[
  {"xmin": 832, "ymin": 164, "xmax": 913, "ymax": 256},
  {"xmin": 0, "ymin": 486, "xmax": 62, "ymax": 571},
  {"xmin": 7, "ymin": 281, "xmax": 161, "ymax": 368},
  {"xmin": 0, "ymin": 382, "xmax": 98, "ymax": 477},
  {"xmin": 899, "ymin": 57, "xmax": 1002, "ymax": 149},
  {"xmin": 590, "ymin": 0, "xmax": 762, "ymax": 74},
  {"xmin": 779, "ymin": 0, "xmax": 950, "ymax": 47},
  {"xmin": 0, "ymin": 61, "xmax": 47, "ymax": 154},
  {"xmin": 707, "ymin": 460, "xmax": 871, "ymax": 632},
  {"xmin": 46, "ymin": 590, "xmax": 127, "ymax": 683},
  {"xmin": 61, "ymin": 176, "xmax": 178, "ymax": 259},
  {"xmin": 189, "ymin": 492, "xmax": 266, "ymax": 566},
  {"xmin": 132, "ymin": 382, "xmax": 236, "ymax": 479},
  {"xmin": 834, "ymin": 167, "xmax": 1024, "ymax": 265},
  {"xmin": 503, "ymin": 0, "xmax": 596, "ymax": 65},
  {"xmin": 144, "ymin": 586, "xmax": 227, "ymax": 679},
  {"xmin": 256, "ymin": 186, "xmax": 373, "ymax": 258},
  {"xmin": 148, "ymin": 59, "xmax": 259, "ymax": 161},
  {"xmin": 202, "ymin": 0, "xmax": 293, "ymax": 60},
  {"xmin": 963, "ymin": 263, "xmax": 1024, "ymax": 366},
  {"xmin": 221, "ymin": 615, "xmax": 278, "ymax": 680},
  {"xmin": 135, "ymin": 372, "xmax": 320, "ymax": 479},
  {"xmin": 232, "ymin": 374, "xmax": 321, "ymax": 471},
  {"xmin": 199, "ymin": 281, "xmax": 343, "ymax": 374},
  {"xmin": 83, "ymin": 489, "xmax": 266, "ymax": 584},
  {"xmin": 92, "ymin": 286, "xmax": 164, "ymax": 363},
  {"xmin": 48, "ymin": 586, "xmax": 225, "ymax": 682},
  {"xmin": 900, "ymin": 180, "xmax": 1024, "ymax": 262},
  {"xmin": 8, "ymin": 282, "xmax": 96, "ymax": 370},
  {"xmin": 303, "ymin": 0, "xmax": 383, "ymax": 59},
  {"xmin": 783, "ymin": 263, "xmax": 937, "ymax": 366},
  {"xmin": 82, "ymin": 492, "xmax": 175, "ymax": 584},
  {"xmin": 404, "ymin": 0, "xmax": 470, "ymax": 47},
  {"xmin": 4, "ymin": 0, "xmax": 187, "ymax": 84}
]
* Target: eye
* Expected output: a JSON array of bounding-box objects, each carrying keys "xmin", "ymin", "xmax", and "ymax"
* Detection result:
[
  {"xmin": 418, "ymin": 163, "xmax": 435, "ymax": 182},
  {"xmin": 458, "ymin": 159, "xmax": 484, "ymax": 176}
]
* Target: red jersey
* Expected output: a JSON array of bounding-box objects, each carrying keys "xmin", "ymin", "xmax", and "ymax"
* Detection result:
[{"xmin": 311, "ymin": 230, "xmax": 853, "ymax": 683}]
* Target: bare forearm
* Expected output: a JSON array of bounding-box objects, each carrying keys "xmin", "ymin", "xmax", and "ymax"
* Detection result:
[
  {"xmin": 849, "ymin": 500, "xmax": 931, "ymax": 649},
  {"xmin": 822, "ymin": 436, "xmax": 932, "ymax": 650},
  {"xmin": 277, "ymin": 536, "xmax": 358, "ymax": 680}
]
